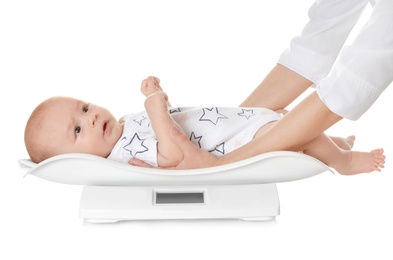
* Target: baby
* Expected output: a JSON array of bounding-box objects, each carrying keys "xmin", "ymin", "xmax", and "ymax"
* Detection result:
[{"xmin": 24, "ymin": 76, "xmax": 385, "ymax": 175}]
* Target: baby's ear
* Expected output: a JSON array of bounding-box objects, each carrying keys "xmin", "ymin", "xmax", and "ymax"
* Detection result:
[{"xmin": 118, "ymin": 115, "xmax": 126, "ymax": 124}]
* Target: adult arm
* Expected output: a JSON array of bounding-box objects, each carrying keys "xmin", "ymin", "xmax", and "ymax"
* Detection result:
[
  {"xmin": 164, "ymin": 86, "xmax": 342, "ymax": 169},
  {"xmin": 315, "ymin": 0, "xmax": 393, "ymax": 120}
]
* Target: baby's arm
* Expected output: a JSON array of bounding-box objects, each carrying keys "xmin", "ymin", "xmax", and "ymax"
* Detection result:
[{"xmin": 141, "ymin": 77, "xmax": 184, "ymax": 167}]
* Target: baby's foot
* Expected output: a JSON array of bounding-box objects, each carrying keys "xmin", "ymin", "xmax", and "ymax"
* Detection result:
[
  {"xmin": 141, "ymin": 76, "xmax": 162, "ymax": 97},
  {"xmin": 331, "ymin": 135, "xmax": 356, "ymax": 150},
  {"xmin": 336, "ymin": 148, "xmax": 385, "ymax": 175}
]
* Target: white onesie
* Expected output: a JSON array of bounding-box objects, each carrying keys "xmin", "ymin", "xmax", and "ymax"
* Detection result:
[{"xmin": 107, "ymin": 107, "xmax": 281, "ymax": 166}]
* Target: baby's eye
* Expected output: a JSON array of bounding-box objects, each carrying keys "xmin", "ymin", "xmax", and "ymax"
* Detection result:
[
  {"xmin": 75, "ymin": 126, "xmax": 81, "ymax": 136},
  {"xmin": 82, "ymin": 104, "xmax": 89, "ymax": 113}
]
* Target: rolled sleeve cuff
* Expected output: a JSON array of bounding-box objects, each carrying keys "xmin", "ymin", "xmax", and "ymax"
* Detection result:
[
  {"xmin": 278, "ymin": 45, "xmax": 336, "ymax": 85},
  {"xmin": 316, "ymin": 64, "xmax": 384, "ymax": 120}
]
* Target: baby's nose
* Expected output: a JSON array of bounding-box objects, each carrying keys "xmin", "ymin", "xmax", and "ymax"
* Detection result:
[{"xmin": 90, "ymin": 113, "xmax": 99, "ymax": 126}]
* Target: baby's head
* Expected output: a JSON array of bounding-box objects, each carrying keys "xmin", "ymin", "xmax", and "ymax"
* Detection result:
[{"xmin": 24, "ymin": 96, "xmax": 124, "ymax": 163}]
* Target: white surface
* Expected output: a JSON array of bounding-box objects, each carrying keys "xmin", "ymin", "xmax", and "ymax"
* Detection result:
[
  {"xmin": 1, "ymin": 1, "xmax": 392, "ymax": 260},
  {"xmin": 19, "ymin": 151, "xmax": 331, "ymax": 185}
]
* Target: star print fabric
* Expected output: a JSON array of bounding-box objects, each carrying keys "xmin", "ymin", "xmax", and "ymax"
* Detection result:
[{"xmin": 107, "ymin": 107, "xmax": 281, "ymax": 166}]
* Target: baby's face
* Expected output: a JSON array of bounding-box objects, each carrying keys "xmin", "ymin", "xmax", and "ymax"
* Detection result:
[{"xmin": 42, "ymin": 97, "xmax": 123, "ymax": 158}]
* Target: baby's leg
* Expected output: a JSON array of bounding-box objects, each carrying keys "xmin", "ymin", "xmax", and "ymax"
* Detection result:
[
  {"xmin": 329, "ymin": 135, "xmax": 355, "ymax": 150},
  {"xmin": 274, "ymin": 109, "xmax": 355, "ymax": 150},
  {"xmin": 143, "ymin": 78, "xmax": 184, "ymax": 167},
  {"xmin": 254, "ymin": 122, "xmax": 385, "ymax": 175}
]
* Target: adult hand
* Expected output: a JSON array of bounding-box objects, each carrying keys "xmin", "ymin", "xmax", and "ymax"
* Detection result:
[{"xmin": 129, "ymin": 126, "xmax": 220, "ymax": 169}]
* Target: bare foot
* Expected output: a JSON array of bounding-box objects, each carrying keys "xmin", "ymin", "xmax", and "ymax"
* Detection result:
[
  {"xmin": 336, "ymin": 148, "xmax": 385, "ymax": 175},
  {"xmin": 331, "ymin": 135, "xmax": 356, "ymax": 150}
]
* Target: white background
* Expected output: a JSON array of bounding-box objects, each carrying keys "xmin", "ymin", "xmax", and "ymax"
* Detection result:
[{"xmin": 1, "ymin": 1, "xmax": 392, "ymax": 259}]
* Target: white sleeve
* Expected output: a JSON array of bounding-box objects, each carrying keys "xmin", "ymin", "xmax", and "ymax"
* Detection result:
[
  {"xmin": 316, "ymin": 0, "xmax": 393, "ymax": 120},
  {"xmin": 278, "ymin": 0, "xmax": 369, "ymax": 83}
]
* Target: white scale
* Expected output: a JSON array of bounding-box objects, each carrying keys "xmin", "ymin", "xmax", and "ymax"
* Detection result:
[{"xmin": 19, "ymin": 152, "xmax": 331, "ymax": 223}]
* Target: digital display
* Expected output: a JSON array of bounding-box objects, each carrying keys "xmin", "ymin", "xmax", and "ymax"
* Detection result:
[{"xmin": 155, "ymin": 192, "xmax": 205, "ymax": 204}]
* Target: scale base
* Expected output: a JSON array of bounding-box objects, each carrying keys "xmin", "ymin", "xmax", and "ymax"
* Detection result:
[{"xmin": 79, "ymin": 183, "xmax": 280, "ymax": 223}]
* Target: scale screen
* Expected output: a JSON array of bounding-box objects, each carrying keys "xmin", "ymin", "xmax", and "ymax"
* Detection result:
[{"xmin": 154, "ymin": 192, "xmax": 205, "ymax": 204}]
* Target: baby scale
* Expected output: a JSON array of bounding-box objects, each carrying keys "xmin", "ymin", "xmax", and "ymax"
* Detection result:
[{"xmin": 19, "ymin": 151, "xmax": 332, "ymax": 223}]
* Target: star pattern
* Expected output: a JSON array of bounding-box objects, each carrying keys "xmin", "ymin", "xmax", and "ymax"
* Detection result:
[
  {"xmin": 189, "ymin": 132, "xmax": 203, "ymax": 148},
  {"xmin": 233, "ymin": 139, "xmax": 242, "ymax": 149},
  {"xmin": 199, "ymin": 107, "xmax": 228, "ymax": 125},
  {"xmin": 169, "ymin": 108, "xmax": 181, "ymax": 114},
  {"xmin": 209, "ymin": 142, "xmax": 225, "ymax": 155},
  {"xmin": 238, "ymin": 109, "xmax": 255, "ymax": 119},
  {"xmin": 180, "ymin": 113, "xmax": 189, "ymax": 122},
  {"xmin": 123, "ymin": 133, "xmax": 149, "ymax": 157},
  {"xmin": 133, "ymin": 115, "xmax": 147, "ymax": 126}
]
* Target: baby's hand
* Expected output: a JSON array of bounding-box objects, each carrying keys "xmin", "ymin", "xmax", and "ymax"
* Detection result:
[{"xmin": 141, "ymin": 76, "xmax": 163, "ymax": 97}]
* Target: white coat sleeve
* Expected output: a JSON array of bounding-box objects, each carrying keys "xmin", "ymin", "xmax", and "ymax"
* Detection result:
[
  {"xmin": 316, "ymin": 0, "xmax": 393, "ymax": 120},
  {"xmin": 278, "ymin": 0, "xmax": 393, "ymax": 120},
  {"xmin": 278, "ymin": 0, "xmax": 369, "ymax": 83}
]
